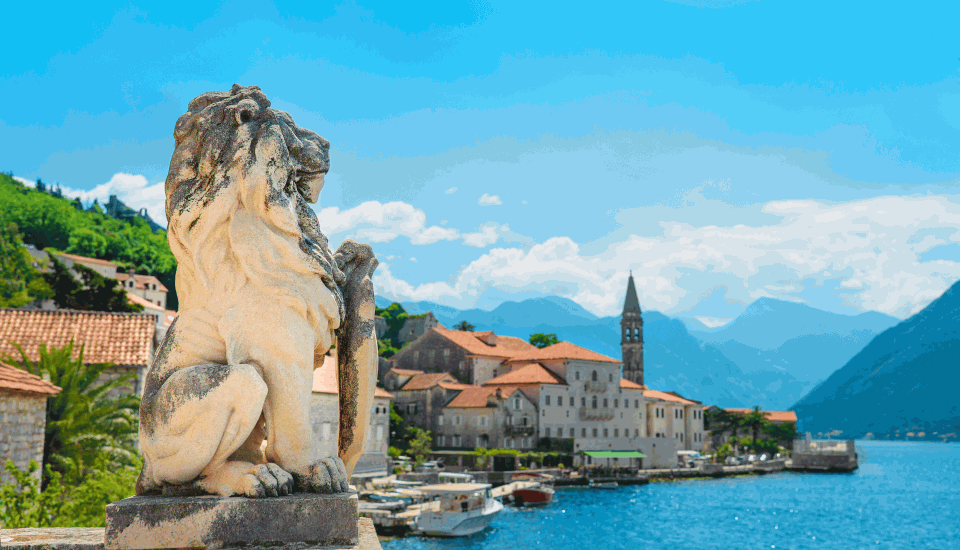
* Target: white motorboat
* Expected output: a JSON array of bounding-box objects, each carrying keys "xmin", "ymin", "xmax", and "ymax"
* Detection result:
[
  {"xmin": 414, "ymin": 483, "xmax": 503, "ymax": 537},
  {"xmin": 588, "ymin": 480, "xmax": 619, "ymax": 489}
]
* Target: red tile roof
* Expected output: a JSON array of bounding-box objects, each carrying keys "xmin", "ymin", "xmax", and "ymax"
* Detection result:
[
  {"xmin": 620, "ymin": 378, "xmax": 645, "ymax": 390},
  {"xmin": 56, "ymin": 253, "xmax": 117, "ymax": 268},
  {"xmin": 0, "ymin": 309, "xmax": 155, "ymax": 366},
  {"xmin": 484, "ymin": 363, "xmax": 566, "ymax": 386},
  {"xmin": 311, "ymin": 353, "xmax": 392, "ymax": 400},
  {"xmin": 445, "ymin": 386, "xmax": 497, "ymax": 408},
  {"xmin": 117, "ymin": 272, "xmax": 169, "ymax": 292},
  {"xmin": 387, "ymin": 368, "xmax": 425, "ymax": 377},
  {"xmin": 725, "ymin": 409, "xmax": 798, "ymax": 423},
  {"xmin": 642, "ymin": 388, "xmax": 699, "ymax": 405},
  {"xmin": 433, "ymin": 327, "xmax": 538, "ymax": 358},
  {"xmin": 507, "ymin": 341, "xmax": 620, "ymax": 364},
  {"xmin": 127, "ymin": 293, "xmax": 164, "ymax": 312},
  {"xmin": 399, "ymin": 372, "xmax": 459, "ymax": 391},
  {"xmin": 0, "ymin": 362, "xmax": 61, "ymax": 396}
]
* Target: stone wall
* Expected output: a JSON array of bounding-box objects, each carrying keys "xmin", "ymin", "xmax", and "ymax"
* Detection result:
[{"xmin": 0, "ymin": 389, "xmax": 48, "ymax": 484}]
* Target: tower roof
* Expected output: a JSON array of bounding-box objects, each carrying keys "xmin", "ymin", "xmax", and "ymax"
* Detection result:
[{"xmin": 623, "ymin": 272, "xmax": 641, "ymax": 312}]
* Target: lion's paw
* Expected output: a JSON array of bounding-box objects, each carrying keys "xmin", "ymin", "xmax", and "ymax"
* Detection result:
[{"xmin": 292, "ymin": 457, "xmax": 350, "ymax": 494}]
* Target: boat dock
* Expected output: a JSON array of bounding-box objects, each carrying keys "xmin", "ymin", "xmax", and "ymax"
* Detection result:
[{"xmin": 360, "ymin": 480, "xmax": 540, "ymax": 533}]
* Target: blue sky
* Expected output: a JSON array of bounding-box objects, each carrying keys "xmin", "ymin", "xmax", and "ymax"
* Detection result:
[{"xmin": 4, "ymin": 0, "xmax": 960, "ymax": 321}]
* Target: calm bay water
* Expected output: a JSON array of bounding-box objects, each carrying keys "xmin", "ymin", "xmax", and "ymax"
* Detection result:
[{"xmin": 383, "ymin": 442, "xmax": 960, "ymax": 550}]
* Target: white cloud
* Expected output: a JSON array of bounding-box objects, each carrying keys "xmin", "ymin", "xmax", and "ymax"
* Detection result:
[
  {"xmin": 478, "ymin": 193, "xmax": 502, "ymax": 206},
  {"xmin": 445, "ymin": 187, "xmax": 458, "ymax": 194},
  {"xmin": 316, "ymin": 201, "xmax": 459, "ymax": 245},
  {"xmin": 409, "ymin": 257, "xmax": 418, "ymax": 262},
  {"xmin": 15, "ymin": 173, "xmax": 167, "ymax": 226},
  {"xmin": 462, "ymin": 223, "xmax": 502, "ymax": 248},
  {"xmin": 374, "ymin": 194, "xmax": 960, "ymax": 318}
]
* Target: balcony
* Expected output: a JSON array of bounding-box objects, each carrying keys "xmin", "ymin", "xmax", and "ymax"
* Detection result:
[
  {"xmin": 506, "ymin": 426, "xmax": 535, "ymax": 437},
  {"xmin": 578, "ymin": 407, "xmax": 615, "ymax": 422},
  {"xmin": 584, "ymin": 380, "xmax": 608, "ymax": 393}
]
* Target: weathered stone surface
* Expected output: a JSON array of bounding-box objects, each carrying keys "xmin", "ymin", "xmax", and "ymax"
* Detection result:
[
  {"xmin": 135, "ymin": 84, "xmax": 379, "ymax": 499},
  {"xmin": 0, "ymin": 389, "xmax": 47, "ymax": 485},
  {"xmin": 1, "ymin": 518, "xmax": 382, "ymax": 550},
  {"xmin": 104, "ymin": 492, "xmax": 361, "ymax": 549}
]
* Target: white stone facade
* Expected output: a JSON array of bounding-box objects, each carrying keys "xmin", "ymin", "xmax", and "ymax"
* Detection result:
[{"xmin": 0, "ymin": 390, "xmax": 47, "ymax": 484}]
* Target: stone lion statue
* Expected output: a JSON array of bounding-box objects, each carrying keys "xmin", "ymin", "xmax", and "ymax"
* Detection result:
[{"xmin": 137, "ymin": 84, "xmax": 378, "ymax": 498}]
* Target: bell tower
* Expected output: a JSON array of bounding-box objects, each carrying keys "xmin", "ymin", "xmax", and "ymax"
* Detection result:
[{"xmin": 621, "ymin": 271, "xmax": 644, "ymax": 386}]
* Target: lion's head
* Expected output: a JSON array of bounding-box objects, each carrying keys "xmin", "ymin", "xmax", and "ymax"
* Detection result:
[{"xmin": 165, "ymin": 84, "xmax": 344, "ymax": 319}]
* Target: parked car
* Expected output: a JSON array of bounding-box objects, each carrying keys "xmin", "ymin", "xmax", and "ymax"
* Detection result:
[
  {"xmin": 416, "ymin": 460, "xmax": 444, "ymax": 472},
  {"xmin": 759, "ymin": 453, "xmax": 769, "ymax": 462},
  {"xmin": 747, "ymin": 454, "xmax": 757, "ymax": 463}
]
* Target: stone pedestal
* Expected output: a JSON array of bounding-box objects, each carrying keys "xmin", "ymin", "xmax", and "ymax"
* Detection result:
[{"xmin": 104, "ymin": 492, "xmax": 359, "ymax": 550}]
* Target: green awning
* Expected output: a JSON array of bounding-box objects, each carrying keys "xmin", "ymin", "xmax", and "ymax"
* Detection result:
[{"xmin": 583, "ymin": 451, "xmax": 645, "ymax": 458}]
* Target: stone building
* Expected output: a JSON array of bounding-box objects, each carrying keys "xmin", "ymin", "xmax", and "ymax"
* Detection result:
[
  {"xmin": 0, "ymin": 309, "xmax": 156, "ymax": 397},
  {"xmin": 0, "ymin": 362, "xmax": 61, "ymax": 484},
  {"xmin": 389, "ymin": 327, "xmax": 538, "ymax": 384},
  {"xmin": 387, "ymin": 370, "xmax": 470, "ymax": 435},
  {"xmin": 643, "ymin": 389, "xmax": 706, "ymax": 451},
  {"xmin": 310, "ymin": 353, "xmax": 395, "ymax": 480},
  {"xmin": 621, "ymin": 272, "xmax": 644, "ymax": 386},
  {"xmin": 116, "ymin": 272, "xmax": 169, "ymax": 309},
  {"xmin": 396, "ymin": 312, "xmax": 440, "ymax": 344}
]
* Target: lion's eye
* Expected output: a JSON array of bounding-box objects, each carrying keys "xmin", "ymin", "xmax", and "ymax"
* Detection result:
[{"xmin": 239, "ymin": 110, "xmax": 253, "ymax": 124}]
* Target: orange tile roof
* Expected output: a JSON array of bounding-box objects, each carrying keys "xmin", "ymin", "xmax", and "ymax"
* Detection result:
[
  {"xmin": 725, "ymin": 409, "xmax": 798, "ymax": 423},
  {"xmin": 117, "ymin": 272, "xmax": 169, "ymax": 292},
  {"xmin": 508, "ymin": 341, "xmax": 620, "ymax": 364},
  {"xmin": 433, "ymin": 327, "xmax": 538, "ymax": 358},
  {"xmin": 0, "ymin": 309, "xmax": 155, "ymax": 366},
  {"xmin": 388, "ymin": 367, "xmax": 425, "ymax": 377},
  {"xmin": 484, "ymin": 363, "xmax": 566, "ymax": 386},
  {"xmin": 620, "ymin": 378, "xmax": 645, "ymax": 390},
  {"xmin": 0, "ymin": 362, "xmax": 61, "ymax": 395},
  {"xmin": 312, "ymin": 354, "xmax": 393, "ymax": 400},
  {"xmin": 126, "ymin": 293, "xmax": 164, "ymax": 312},
  {"xmin": 57, "ymin": 253, "xmax": 117, "ymax": 268},
  {"xmin": 399, "ymin": 372, "xmax": 459, "ymax": 391},
  {"xmin": 642, "ymin": 388, "xmax": 699, "ymax": 405},
  {"xmin": 445, "ymin": 386, "xmax": 497, "ymax": 408}
]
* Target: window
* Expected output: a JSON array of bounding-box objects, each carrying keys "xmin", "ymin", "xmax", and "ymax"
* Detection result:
[
  {"xmin": 592, "ymin": 428, "xmax": 598, "ymax": 437},
  {"xmin": 454, "ymin": 414, "xmax": 462, "ymax": 426},
  {"xmin": 507, "ymin": 416, "xmax": 512, "ymax": 425},
  {"xmin": 582, "ymin": 397, "xmax": 586, "ymax": 407},
  {"xmin": 521, "ymin": 417, "xmax": 528, "ymax": 426},
  {"xmin": 514, "ymin": 398, "xmax": 522, "ymax": 410},
  {"xmin": 438, "ymin": 435, "xmax": 445, "ymax": 446},
  {"xmin": 443, "ymin": 349, "xmax": 451, "ymax": 361},
  {"xmin": 680, "ymin": 409, "xmax": 684, "ymax": 419},
  {"xmin": 545, "ymin": 395, "xmax": 551, "ymax": 406},
  {"xmin": 592, "ymin": 396, "xmax": 598, "ymax": 409},
  {"xmin": 508, "ymin": 439, "xmax": 515, "ymax": 449},
  {"xmin": 582, "ymin": 428, "xmax": 587, "ymax": 437},
  {"xmin": 558, "ymin": 427, "xmax": 563, "ymax": 437},
  {"xmin": 635, "ymin": 400, "xmax": 639, "ymax": 408},
  {"xmin": 634, "ymin": 428, "xmax": 639, "ymax": 437},
  {"xmin": 655, "ymin": 408, "xmax": 659, "ymax": 418},
  {"xmin": 480, "ymin": 416, "xmax": 487, "ymax": 427},
  {"xmin": 558, "ymin": 396, "xmax": 563, "ymax": 406},
  {"xmin": 624, "ymin": 327, "xmax": 629, "ymax": 337},
  {"xmin": 603, "ymin": 398, "xmax": 608, "ymax": 408},
  {"xmin": 592, "ymin": 371, "xmax": 598, "ymax": 382},
  {"xmin": 413, "ymin": 351, "xmax": 420, "ymax": 362},
  {"xmin": 614, "ymin": 428, "xmax": 619, "ymax": 437},
  {"xmin": 624, "ymin": 399, "xmax": 628, "ymax": 408},
  {"xmin": 614, "ymin": 399, "xmax": 619, "ymax": 408},
  {"xmin": 521, "ymin": 437, "xmax": 528, "ymax": 448},
  {"xmin": 407, "ymin": 403, "xmax": 418, "ymax": 415},
  {"xmin": 453, "ymin": 435, "xmax": 461, "ymax": 447},
  {"xmin": 681, "ymin": 433, "xmax": 684, "ymax": 441},
  {"xmin": 608, "ymin": 373, "xmax": 613, "ymax": 382},
  {"xmin": 575, "ymin": 371, "xmax": 580, "ymax": 381},
  {"xmin": 603, "ymin": 428, "xmax": 609, "ymax": 438},
  {"xmin": 438, "ymin": 415, "xmax": 444, "ymax": 426},
  {"xmin": 634, "ymin": 327, "xmax": 639, "ymax": 338},
  {"xmin": 545, "ymin": 427, "xmax": 551, "ymax": 437}
]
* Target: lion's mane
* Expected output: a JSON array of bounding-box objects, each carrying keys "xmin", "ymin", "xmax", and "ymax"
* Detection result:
[{"xmin": 164, "ymin": 84, "xmax": 344, "ymax": 326}]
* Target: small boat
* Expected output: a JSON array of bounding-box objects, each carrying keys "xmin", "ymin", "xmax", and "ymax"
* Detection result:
[
  {"xmin": 510, "ymin": 472, "xmax": 555, "ymax": 506},
  {"xmin": 414, "ymin": 483, "xmax": 503, "ymax": 537},
  {"xmin": 588, "ymin": 480, "xmax": 619, "ymax": 489}
]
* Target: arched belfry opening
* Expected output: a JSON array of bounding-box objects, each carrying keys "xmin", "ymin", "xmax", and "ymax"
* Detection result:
[{"xmin": 621, "ymin": 270, "xmax": 644, "ymax": 386}]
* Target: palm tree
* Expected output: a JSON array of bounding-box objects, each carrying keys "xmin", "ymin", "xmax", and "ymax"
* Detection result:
[
  {"xmin": 4, "ymin": 342, "xmax": 140, "ymax": 486},
  {"xmin": 743, "ymin": 406, "xmax": 768, "ymax": 452},
  {"xmin": 453, "ymin": 320, "xmax": 475, "ymax": 332}
]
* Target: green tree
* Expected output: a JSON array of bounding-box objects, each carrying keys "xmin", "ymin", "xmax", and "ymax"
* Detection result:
[
  {"xmin": 0, "ymin": 220, "xmax": 53, "ymax": 307},
  {"xmin": 66, "ymin": 228, "xmax": 108, "ymax": 258},
  {"xmin": 389, "ymin": 403, "xmax": 412, "ymax": 449},
  {"xmin": 743, "ymin": 406, "xmax": 769, "ymax": 452},
  {"xmin": 453, "ymin": 320, "xmax": 475, "ymax": 332},
  {"xmin": 2, "ymin": 342, "xmax": 141, "ymax": 485},
  {"xmin": 0, "ymin": 461, "xmax": 64, "ymax": 528},
  {"xmin": 529, "ymin": 333, "xmax": 559, "ymax": 348},
  {"xmin": 43, "ymin": 255, "xmax": 143, "ymax": 313},
  {"xmin": 763, "ymin": 421, "xmax": 798, "ymax": 450},
  {"xmin": 406, "ymin": 427, "xmax": 432, "ymax": 467}
]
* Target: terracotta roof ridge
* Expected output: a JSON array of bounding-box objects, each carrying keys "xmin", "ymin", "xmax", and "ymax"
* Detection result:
[{"xmin": 0, "ymin": 307, "xmax": 155, "ymax": 318}]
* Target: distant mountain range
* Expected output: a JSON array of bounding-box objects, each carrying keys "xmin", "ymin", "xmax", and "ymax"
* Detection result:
[
  {"xmin": 375, "ymin": 294, "xmax": 904, "ymax": 411},
  {"xmin": 792, "ymin": 280, "xmax": 960, "ymax": 440}
]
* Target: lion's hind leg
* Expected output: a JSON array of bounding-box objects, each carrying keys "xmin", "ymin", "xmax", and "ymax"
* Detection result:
[{"xmin": 139, "ymin": 363, "xmax": 293, "ymax": 497}]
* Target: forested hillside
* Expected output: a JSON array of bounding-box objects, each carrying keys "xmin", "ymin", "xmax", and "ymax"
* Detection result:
[{"xmin": 0, "ymin": 173, "xmax": 178, "ymax": 309}]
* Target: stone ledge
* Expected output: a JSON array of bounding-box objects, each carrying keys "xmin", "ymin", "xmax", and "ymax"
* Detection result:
[
  {"xmin": 1, "ymin": 518, "xmax": 381, "ymax": 550},
  {"xmin": 105, "ymin": 492, "xmax": 360, "ymax": 550}
]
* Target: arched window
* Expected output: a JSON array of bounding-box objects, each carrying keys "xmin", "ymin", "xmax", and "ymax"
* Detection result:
[
  {"xmin": 634, "ymin": 327, "xmax": 639, "ymax": 338},
  {"xmin": 591, "ymin": 370, "xmax": 598, "ymax": 381},
  {"xmin": 603, "ymin": 398, "xmax": 608, "ymax": 408},
  {"xmin": 592, "ymin": 396, "xmax": 598, "ymax": 409}
]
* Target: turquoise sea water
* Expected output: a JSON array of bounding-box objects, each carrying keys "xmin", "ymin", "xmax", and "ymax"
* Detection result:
[{"xmin": 383, "ymin": 442, "xmax": 960, "ymax": 550}]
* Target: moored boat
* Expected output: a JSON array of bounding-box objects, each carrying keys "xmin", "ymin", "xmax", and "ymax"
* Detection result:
[
  {"xmin": 414, "ymin": 483, "xmax": 503, "ymax": 537},
  {"xmin": 588, "ymin": 480, "xmax": 619, "ymax": 489},
  {"xmin": 510, "ymin": 472, "xmax": 556, "ymax": 506}
]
